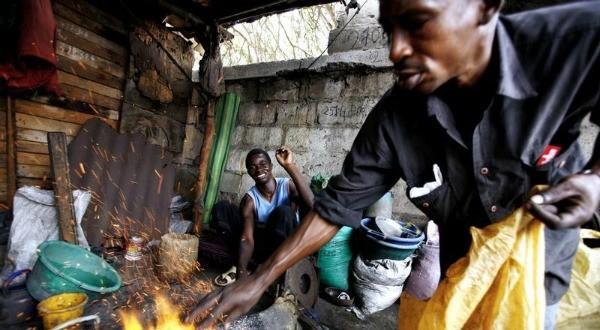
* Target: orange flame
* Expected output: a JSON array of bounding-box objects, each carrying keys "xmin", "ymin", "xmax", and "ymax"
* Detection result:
[{"xmin": 121, "ymin": 294, "xmax": 193, "ymax": 330}]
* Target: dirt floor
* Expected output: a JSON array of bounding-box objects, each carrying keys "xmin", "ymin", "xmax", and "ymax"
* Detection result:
[
  {"xmin": 76, "ymin": 254, "xmax": 398, "ymax": 329},
  {"xmin": 200, "ymin": 258, "xmax": 399, "ymax": 330},
  {"xmin": 89, "ymin": 255, "xmax": 398, "ymax": 329},
  {"xmin": 11, "ymin": 244, "xmax": 398, "ymax": 329}
]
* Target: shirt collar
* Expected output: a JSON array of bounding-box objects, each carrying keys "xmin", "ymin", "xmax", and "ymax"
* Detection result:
[
  {"xmin": 494, "ymin": 20, "xmax": 537, "ymax": 99},
  {"xmin": 423, "ymin": 20, "xmax": 538, "ymax": 127}
]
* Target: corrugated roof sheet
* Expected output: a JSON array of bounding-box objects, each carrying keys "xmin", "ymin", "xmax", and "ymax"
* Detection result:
[{"xmin": 68, "ymin": 118, "xmax": 175, "ymax": 246}]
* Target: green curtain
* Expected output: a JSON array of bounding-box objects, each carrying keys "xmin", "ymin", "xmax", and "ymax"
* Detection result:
[{"xmin": 202, "ymin": 92, "xmax": 240, "ymax": 224}]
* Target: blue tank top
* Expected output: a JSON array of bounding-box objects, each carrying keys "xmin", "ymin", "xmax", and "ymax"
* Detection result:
[{"xmin": 247, "ymin": 177, "xmax": 296, "ymax": 225}]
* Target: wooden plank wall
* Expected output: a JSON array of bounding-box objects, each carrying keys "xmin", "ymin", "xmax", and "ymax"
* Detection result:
[
  {"xmin": 0, "ymin": 0, "xmax": 128, "ymax": 205},
  {"xmin": 0, "ymin": 100, "xmax": 6, "ymax": 203}
]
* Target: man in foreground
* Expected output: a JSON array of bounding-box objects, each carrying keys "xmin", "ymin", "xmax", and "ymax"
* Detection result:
[
  {"xmin": 211, "ymin": 146, "xmax": 314, "ymax": 286},
  {"xmin": 188, "ymin": 0, "xmax": 600, "ymax": 328}
]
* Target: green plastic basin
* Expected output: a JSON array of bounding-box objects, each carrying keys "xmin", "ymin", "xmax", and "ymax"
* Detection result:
[{"xmin": 26, "ymin": 241, "xmax": 121, "ymax": 301}]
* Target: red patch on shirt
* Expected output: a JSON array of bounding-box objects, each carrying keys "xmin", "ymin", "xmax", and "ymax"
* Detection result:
[{"xmin": 536, "ymin": 145, "xmax": 562, "ymax": 166}]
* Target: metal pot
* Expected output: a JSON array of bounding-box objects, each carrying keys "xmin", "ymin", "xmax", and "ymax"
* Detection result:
[{"xmin": 0, "ymin": 269, "xmax": 37, "ymax": 326}]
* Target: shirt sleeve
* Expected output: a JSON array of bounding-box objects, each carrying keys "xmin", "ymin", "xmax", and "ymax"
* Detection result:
[{"xmin": 313, "ymin": 96, "xmax": 402, "ymax": 228}]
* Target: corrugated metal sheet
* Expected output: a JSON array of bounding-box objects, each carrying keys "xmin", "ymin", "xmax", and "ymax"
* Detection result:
[
  {"xmin": 68, "ymin": 118, "xmax": 175, "ymax": 246},
  {"xmin": 122, "ymin": 0, "xmax": 337, "ymax": 29},
  {"xmin": 206, "ymin": 0, "xmax": 338, "ymax": 24}
]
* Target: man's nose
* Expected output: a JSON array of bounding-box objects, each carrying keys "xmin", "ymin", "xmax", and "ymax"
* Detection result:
[{"xmin": 389, "ymin": 29, "xmax": 413, "ymax": 63}]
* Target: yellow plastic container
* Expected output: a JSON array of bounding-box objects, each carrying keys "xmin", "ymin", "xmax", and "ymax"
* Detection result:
[{"xmin": 37, "ymin": 292, "xmax": 88, "ymax": 330}]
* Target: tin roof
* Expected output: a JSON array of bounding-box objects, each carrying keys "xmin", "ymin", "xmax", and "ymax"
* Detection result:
[
  {"xmin": 112, "ymin": 0, "xmax": 338, "ymax": 29},
  {"xmin": 68, "ymin": 118, "xmax": 175, "ymax": 246},
  {"xmin": 173, "ymin": 0, "xmax": 338, "ymax": 25}
]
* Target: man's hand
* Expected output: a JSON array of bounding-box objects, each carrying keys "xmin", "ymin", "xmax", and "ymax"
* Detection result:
[
  {"xmin": 275, "ymin": 146, "xmax": 294, "ymax": 169},
  {"xmin": 185, "ymin": 271, "xmax": 266, "ymax": 329},
  {"xmin": 526, "ymin": 170, "xmax": 600, "ymax": 229},
  {"xmin": 186, "ymin": 211, "xmax": 339, "ymax": 329}
]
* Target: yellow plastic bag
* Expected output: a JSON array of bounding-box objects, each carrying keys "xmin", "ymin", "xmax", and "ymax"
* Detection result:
[
  {"xmin": 556, "ymin": 229, "xmax": 600, "ymax": 329},
  {"xmin": 399, "ymin": 202, "xmax": 546, "ymax": 329}
]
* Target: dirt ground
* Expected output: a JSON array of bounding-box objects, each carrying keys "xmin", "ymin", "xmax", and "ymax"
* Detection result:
[
  {"xmin": 84, "ymin": 254, "xmax": 399, "ymax": 329},
  {"xmin": 11, "ymin": 245, "xmax": 398, "ymax": 329},
  {"xmin": 200, "ymin": 257, "xmax": 399, "ymax": 330}
]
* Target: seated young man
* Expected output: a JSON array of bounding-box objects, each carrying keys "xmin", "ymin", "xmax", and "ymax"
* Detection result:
[{"xmin": 211, "ymin": 146, "xmax": 314, "ymax": 286}]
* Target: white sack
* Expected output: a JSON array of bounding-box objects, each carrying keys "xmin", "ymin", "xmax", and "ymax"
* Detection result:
[
  {"xmin": 0, "ymin": 186, "xmax": 91, "ymax": 281},
  {"xmin": 351, "ymin": 255, "xmax": 412, "ymax": 319}
]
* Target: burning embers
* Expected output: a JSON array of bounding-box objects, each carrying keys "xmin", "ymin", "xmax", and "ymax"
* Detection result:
[{"xmin": 121, "ymin": 294, "xmax": 194, "ymax": 330}]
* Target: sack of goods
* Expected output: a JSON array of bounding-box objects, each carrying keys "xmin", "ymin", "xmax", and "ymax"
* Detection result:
[{"xmin": 351, "ymin": 217, "xmax": 424, "ymax": 319}]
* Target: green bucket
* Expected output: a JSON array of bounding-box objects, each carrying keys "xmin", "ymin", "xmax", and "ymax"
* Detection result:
[{"xmin": 26, "ymin": 241, "xmax": 121, "ymax": 301}]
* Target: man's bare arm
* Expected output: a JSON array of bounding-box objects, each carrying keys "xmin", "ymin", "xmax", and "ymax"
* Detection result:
[
  {"xmin": 186, "ymin": 210, "xmax": 340, "ymax": 328},
  {"xmin": 237, "ymin": 195, "xmax": 255, "ymax": 278},
  {"xmin": 276, "ymin": 145, "xmax": 315, "ymax": 208}
]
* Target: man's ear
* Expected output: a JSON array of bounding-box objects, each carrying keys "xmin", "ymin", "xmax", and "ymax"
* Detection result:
[{"xmin": 479, "ymin": 0, "xmax": 502, "ymax": 25}]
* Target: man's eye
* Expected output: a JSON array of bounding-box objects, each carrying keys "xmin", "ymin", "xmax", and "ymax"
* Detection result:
[{"xmin": 401, "ymin": 17, "xmax": 429, "ymax": 31}]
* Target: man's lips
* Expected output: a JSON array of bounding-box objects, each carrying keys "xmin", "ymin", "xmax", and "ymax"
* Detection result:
[
  {"xmin": 394, "ymin": 68, "xmax": 422, "ymax": 78},
  {"xmin": 394, "ymin": 69, "xmax": 424, "ymax": 89}
]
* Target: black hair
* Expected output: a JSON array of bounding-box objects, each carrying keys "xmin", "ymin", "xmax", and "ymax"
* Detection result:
[{"xmin": 245, "ymin": 148, "xmax": 271, "ymax": 168}]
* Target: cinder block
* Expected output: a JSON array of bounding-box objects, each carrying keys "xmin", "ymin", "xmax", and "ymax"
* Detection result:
[
  {"xmin": 226, "ymin": 80, "xmax": 259, "ymax": 102},
  {"xmin": 340, "ymin": 74, "xmax": 386, "ymax": 98},
  {"xmin": 376, "ymin": 72, "xmax": 396, "ymax": 93},
  {"xmin": 237, "ymin": 101, "xmax": 263, "ymax": 125},
  {"xmin": 300, "ymin": 77, "xmax": 345, "ymax": 100},
  {"xmin": 258, "ymin": 78, "xmax": 299, "ymax": 101},
  {"xmin": 260, "ymin": 102, "xmax": 278, "ymax": 125},
  {"xmin": 314, "ymin": 127, "xmax": 357, "ymax": 153},
  {"xmin": 266, "ymin": 127, "xmax": 284, "ymax": 148},
  {"xmin": 243, "ymin": 129, "xmax": 264, "ymax": 148},
  {"xmin": 225, "ymin": 147, "xmax": 247, "ymax": 174},
  {"xmin": 219, "ymin": 171, "xmax": 242, "ymax": 194},
  {"xmin": 230, "ymin": 126, "xmax": 246, "ymax": 147},
  {"xmin": 293, "ymin": 150, "xmax": 347, "ymax": 177},
  {"xmin": 328, "ymin": 24, "xmax": 388, "ymax": 53},
  {"xmin": 285, "ymin": 128, "xmax": 356, "ymax": 153},
  {"xmin": 243, "ymin": 127, "xmax": 283, "ymax": 149},
  {"xmin": 316, "ymin": 99, "xmax": 371, "ymax": 126},
  {"xmin": 283, "ymin": 128, "xmax": 311, "ymax": 152},
  {"xmin": 271, "ymin": 150, "xmax": 312, "ymax": 179},
  {"xmin": 305, "ymin": 102, "xmax": 319, "ymax": 126},
  {"xmin": 275, "ymin": 102, "xmax": 312, "ymax": 126}
]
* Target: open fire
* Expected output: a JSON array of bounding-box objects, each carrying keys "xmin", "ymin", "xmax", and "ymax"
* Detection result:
[{"xmin": 121, "ymin": 294, "xmax": 194, "ymax": 330}]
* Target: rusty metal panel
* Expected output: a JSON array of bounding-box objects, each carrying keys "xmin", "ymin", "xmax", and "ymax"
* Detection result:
[{"xmin": 68, "ymin": 118, "xmax": 175, "ymax": 246}]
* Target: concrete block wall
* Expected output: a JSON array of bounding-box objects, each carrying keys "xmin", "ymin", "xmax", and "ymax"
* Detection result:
[
  {"xmin": 221, "ymin": 61, "xmax": 598, "ymax": 223},
  {"xmin": 222, "ymin": 64, "xmax": 424, "ymax": 221}
]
